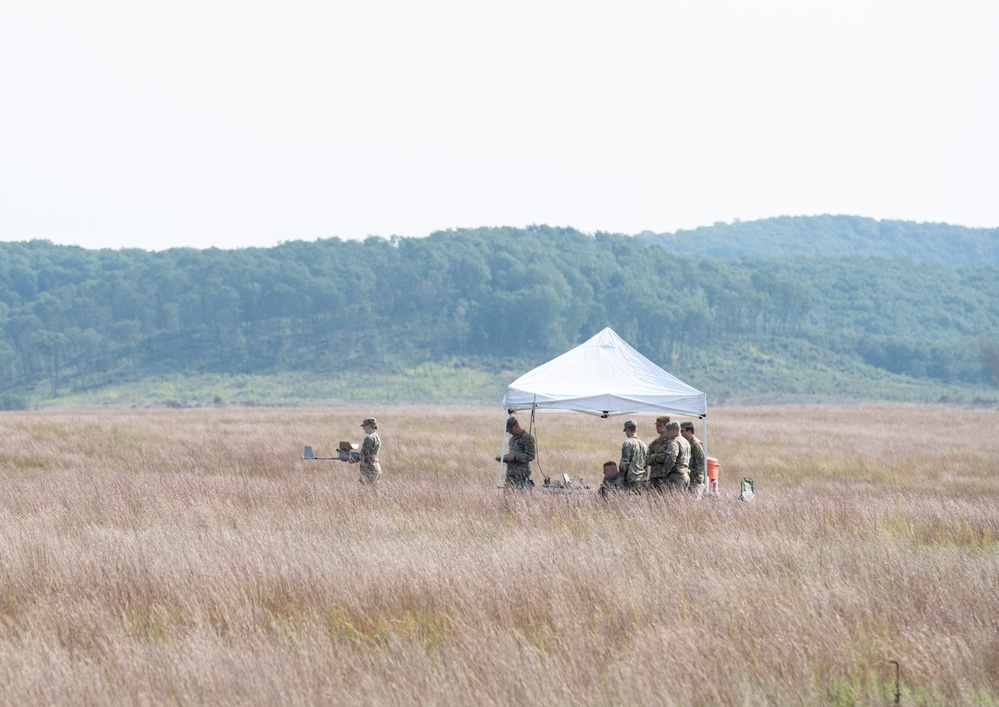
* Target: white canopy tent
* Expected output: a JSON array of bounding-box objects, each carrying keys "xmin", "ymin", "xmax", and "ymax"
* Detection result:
[{"xmin": 498, "ymin": 327, "xmax": 707, "ymax": 487}]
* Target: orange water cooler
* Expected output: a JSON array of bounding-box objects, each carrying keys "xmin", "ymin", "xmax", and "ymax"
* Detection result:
[{"xmin": 706, "ymin": 457, "xmax": 720, "ymax": 494}]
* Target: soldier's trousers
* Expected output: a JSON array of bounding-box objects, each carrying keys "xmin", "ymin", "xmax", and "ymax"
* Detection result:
[
  {"xmin": 359, "ymin": 464, "xmax": 381, "ymax": 485},
  {"xmin": 665, "ymin": 472, "xmax": 690, "ymax": 491},
  {"xmin": 505, "ymin": 473, "xmax": 533, "ymax": 489}
]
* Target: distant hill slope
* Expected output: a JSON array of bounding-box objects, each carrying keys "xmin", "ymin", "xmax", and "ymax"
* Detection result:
[
  {"xmin": 1, "ymin": 226, "xmax": 998, "ymax": 409},
  {"xmin": 636, "ymin": 215, "xmax": 999, "ymax": 267}
]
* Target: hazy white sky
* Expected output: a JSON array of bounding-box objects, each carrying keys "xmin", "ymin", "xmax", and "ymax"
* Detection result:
[{"xmin": 2, "ymin": 1, "xmax": 997, "ymax": 251}]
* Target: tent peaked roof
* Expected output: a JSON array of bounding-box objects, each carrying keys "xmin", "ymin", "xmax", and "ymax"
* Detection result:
[{"xmin": 502, "ymin": 327, "xmax": 706, "ymax": 417}]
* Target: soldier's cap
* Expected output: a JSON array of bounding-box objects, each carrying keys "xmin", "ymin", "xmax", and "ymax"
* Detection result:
[
  {"xmin": 506, "ymin": 416, "xmax": 519, "ymax": 431},
  {"xmin": 680, "ymin": 421, "xmax": 695, "ymax": 431},
  {"xmin": 360, "ymin": 417, "xmax": 378, "ymax": 428},
  {"xmin": 623, "ymin": 420, "xmax": 637, "ymax": 431},
  {"xmin": 664, "ymin": 421, "xmax": 680, "ymax": 432},
  {"xmin": 655, "ymin": 415, "xmax": 671, "ymax": 425}
]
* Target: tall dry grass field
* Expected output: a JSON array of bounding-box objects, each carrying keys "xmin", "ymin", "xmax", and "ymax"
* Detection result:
[{"xmin": 1, "ymin": 405, "xmax": 997, "ymax": 705}]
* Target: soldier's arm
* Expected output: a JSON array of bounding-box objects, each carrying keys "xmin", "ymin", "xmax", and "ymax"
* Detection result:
[
  {"xmin": 663, "ymin": 442, "xmax": 679, "ymax": 469},
  {"xmin": 511, "ymin": 434, "xmax": 537, "ymax": 463}
]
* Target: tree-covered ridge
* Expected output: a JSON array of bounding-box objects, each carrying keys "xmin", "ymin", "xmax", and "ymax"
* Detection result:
[
  {"xmin": 1, "ymin": 225, "xmax": 997, "ymax": 407},
  {"xmin": 637, "ymin": 215, "xmax": 999, "ymax": 267}
]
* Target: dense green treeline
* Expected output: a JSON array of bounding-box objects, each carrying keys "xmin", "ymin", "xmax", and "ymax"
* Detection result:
[
  {"xmin": 765, "ymin": 256, "xmax": 999, "ymax": 381},
  {"xmin": 639, "ymin": 214, "xmax": 999, "ymax": 266},
  {"xmin": 1, "ymin": 221, "xmax": 998, "ymax": 408}
]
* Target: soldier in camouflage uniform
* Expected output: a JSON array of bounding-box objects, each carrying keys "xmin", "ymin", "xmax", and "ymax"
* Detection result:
[
  {"xmin": 619, "ymin": 420, "xmax": 648, "ymax": 490},
  {"xmin": 500, "ymin": 417, "xmax": 536, "ymax": 488},
  {"xmin": 661, "ymin": 421, "xmax": 691, "ymax": 491},
  {"xmin": 646, "ymin": 415, "xmax": 671, "ymax": 491},
  {"xmin": 352, "ymin": 417, "xmax": 382, "ymax": 484},
  {"xmin": 598, "ymin": 461, "xmax": 627, "ymax": 497},
  {"xmin": 681, "ymin": 421, "xmax": 706, "ymax": 498}
]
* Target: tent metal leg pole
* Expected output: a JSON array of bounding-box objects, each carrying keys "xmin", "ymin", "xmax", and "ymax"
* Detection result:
[
  {"xmin": 703, "ymin": 415, "xmax": 707, "ymax": 459},
  {"xmin": 702, "ymin": 415, "xmax": 708, "ymax": 490}
]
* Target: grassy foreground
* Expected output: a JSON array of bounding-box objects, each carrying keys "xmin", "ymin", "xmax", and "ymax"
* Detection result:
[{"xmin": 1, "ymin": 404, "xmax": 997, "ymax": 705}]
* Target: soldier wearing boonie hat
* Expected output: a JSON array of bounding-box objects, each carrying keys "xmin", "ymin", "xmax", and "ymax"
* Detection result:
[
  {"xmin": 354, "ymin": 417, "xmax": 382, "ymax": 484},
  {"xmin": 619, "ymin": 419, "xmax": 648, "ymax": 490}
]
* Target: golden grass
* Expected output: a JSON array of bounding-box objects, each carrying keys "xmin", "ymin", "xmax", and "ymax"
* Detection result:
[{"xmin": 1, "ymin": 404, "xmax": 998, "ymax": 705}]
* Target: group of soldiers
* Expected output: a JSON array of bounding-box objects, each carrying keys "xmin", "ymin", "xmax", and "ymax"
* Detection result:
[
  {"xmin": 498, "ymin": 415, "xmax": 705, "ymax": 496},
  {"xmin": 602, "ymin": 416, "xmax": 705, "ymax": 497}
]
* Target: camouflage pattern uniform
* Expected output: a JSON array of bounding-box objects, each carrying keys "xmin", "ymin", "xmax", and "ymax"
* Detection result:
[
  {"xmin": 663, "ymin": 434, "xmax": 691, "ymax": 491},
  {"xmin": 647, "ymin": 434, "xmax": 671, "ymax": 490},
  {"xmin": 358, "ymin": 417, "xmax": 382, "ymax": 484},
  {"xmin": 686, "ymin": 434, "xmax": 705, "ymax": 487},
  {"xmin": 619, "ymin": 436, "xmax": 648, "ymax": 490},
  {"xmin": 599, "ymin": 471, "xmax": 628, "ymax": 498},
  {"xmin": 505, "ymin": 429, "xmax": 536, "ymax": 488},
  {"xmin": 359, "ymin": 427, "xmax": 382, "ymax": 484}
]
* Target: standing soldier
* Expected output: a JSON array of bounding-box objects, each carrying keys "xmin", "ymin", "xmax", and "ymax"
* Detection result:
[
  {"xmin": 499, "ymin": 417, "xmax": 536, "ymax": 488},
  {"xmin": 646, "ymin": 415, "xmax": 671, "ymax": 491},
  {"xmin": 619, "ymin": 420, "xmax": 648, "ymax": 490},
  {"xmin": 352, "ymin": 417, "xmax": 382, "ymax": 484},
  {"xmin": 681, "ymin": 421, "xmax": 706, "ymax": 498},
  {"xmin": 662, "ymin": 421, "xmax": 691, "ymax": 491}
]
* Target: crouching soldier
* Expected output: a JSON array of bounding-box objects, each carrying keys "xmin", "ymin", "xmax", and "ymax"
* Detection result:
[{"xmin": 599, "ymin": 461, "xmax": 627, "ymax": 497}]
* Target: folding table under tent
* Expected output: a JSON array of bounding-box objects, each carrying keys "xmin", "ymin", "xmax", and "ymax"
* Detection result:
[{"xmin": 498, "ymin": 327, "xmax": 707, "ymax": 487}]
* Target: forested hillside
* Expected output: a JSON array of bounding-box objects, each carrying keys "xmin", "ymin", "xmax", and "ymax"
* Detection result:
[
  {"xmin": 1, "ymin": 222, "xmax": 998, "ymax": 409},
  {"xmin": 638, "ymin": 215, "xmax": 999, "ymax": 266}
]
